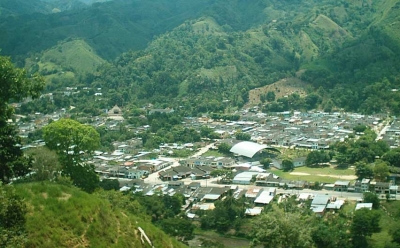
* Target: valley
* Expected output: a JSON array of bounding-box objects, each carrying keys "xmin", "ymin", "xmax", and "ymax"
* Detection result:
[{"xmin": 2, "ymin": 0, "xmax": 400, "ymax": 247}]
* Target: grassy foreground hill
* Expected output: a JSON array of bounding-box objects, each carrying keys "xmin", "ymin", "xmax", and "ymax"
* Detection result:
[{"xmin": 14, "ymin": 182, "xmax": 185, "ymax": 248}]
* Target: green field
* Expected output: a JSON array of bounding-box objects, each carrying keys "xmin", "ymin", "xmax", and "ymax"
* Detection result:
[{"xmin": 271, "ymin": 166, "xmax": 356, "ymax": 183}]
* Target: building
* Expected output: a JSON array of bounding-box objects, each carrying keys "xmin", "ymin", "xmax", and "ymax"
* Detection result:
[
  {"xmin": 355, "ymin": 203, "xmax": 373, "ymax": 210},
  {"xmin": 310, "ymin": 194, "xmax": 330, "ymax": 216},
  {"xmin": 230, "ymin": 141, "xmax": 280, "ymax": 161},
  {"xmin": 107, "ymin": 105, "xmax": 124, "ymax": 120},
  {"xmin": 232, "ymin": 172, "xmax": 259, "ymax": 185}
]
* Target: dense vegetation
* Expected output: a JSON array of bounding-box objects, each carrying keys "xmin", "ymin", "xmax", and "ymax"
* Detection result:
[{"xmin": 3, "ymin": 0, "xmax": 399, "ymax": 116}]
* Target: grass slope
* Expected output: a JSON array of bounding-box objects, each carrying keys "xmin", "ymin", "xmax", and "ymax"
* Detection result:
[
  {"xmin": 40, "ymin": 39, "xmax": 105, "ymax": 74},
  {"xmin": 15, "ymin": 182, "xmax": 185, "ymax": 248}
]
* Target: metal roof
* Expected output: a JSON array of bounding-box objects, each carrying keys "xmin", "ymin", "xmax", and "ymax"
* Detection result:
[{"xmin": 229, "ymin": 141, "xmax": 268, "ymax": 158}]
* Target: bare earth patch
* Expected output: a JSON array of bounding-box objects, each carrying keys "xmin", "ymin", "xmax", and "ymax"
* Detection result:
[
  {"xmin": 58, "ymin": 193, "xmax": 72, "ymax": 201},
  {"xmin": 290, "ymin": 172, "xmax": 311, "ymax": 176},
  {"xmin": 290, "ymin": 172, "xmax": 357, "ymax": 180},
  {"xmin": 317, "ymin": 174, "xmax": 357, "ymax": 180},
  {"xmin": 247, "ymin": 77, "xmax": 308, "ymax": 105}
]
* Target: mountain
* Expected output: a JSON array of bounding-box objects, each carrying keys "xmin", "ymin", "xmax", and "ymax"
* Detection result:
[
  {"xmin": 3, "ymin": 0, "xmax": 400, "ymax": 115},
  {"xmin": 0, "ymin": 0, "xmax": 90, "ymax": 16},
  {"xmin": 13, "ymin": 182, "xmax": 185, "ymax": 248},
  {"xmin": 0, "ymin": 0, "xmax": 213, "ymax": 61}
]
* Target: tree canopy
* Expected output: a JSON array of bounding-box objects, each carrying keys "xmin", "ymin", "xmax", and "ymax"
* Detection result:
[
  {"xmin": 0, "ymin": 55, "xmax": 44, "ymax": 183},
  {"xmin": 43, "ymin": 118, "xmax": 100, "ymax": 192}
]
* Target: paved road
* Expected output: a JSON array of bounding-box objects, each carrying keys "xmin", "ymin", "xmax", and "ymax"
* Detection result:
[
  {"xmin": 143, "ymin": 141, "xmax": 399, "ymax": 201},
  {"xmin": 178, "ymin": 177, "xmax": 365, "ymax": 200}
]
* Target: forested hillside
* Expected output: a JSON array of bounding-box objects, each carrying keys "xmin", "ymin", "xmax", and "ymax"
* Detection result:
[{"xmin": 2, "ymin": 0, "xmax": 400, "ymax": 115}]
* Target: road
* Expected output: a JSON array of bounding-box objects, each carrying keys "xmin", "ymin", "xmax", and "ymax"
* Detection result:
[
  {"xmin": 178, "ymin": 177, "xmax": 365, "ymax": 200},
  {"xmin": 143, "ymin": 141, "xmax": 399, "ymax": 201}
]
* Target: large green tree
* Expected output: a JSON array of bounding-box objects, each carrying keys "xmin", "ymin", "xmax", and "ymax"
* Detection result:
[
  {"xmin": 282, "ymin": 159, "xmax": 294, "ymax": 172},
  {"xmin": 249, "ymin": 205, "xmax": 315, "ymax": 248},
  {"xmin": 355, "ymin": 161, "xmax": 374, "ymax": 179},
  {"xmin": 351, "ymin": 208, "xmax": 381, "ymax": 248},
  {"xmin": 373, "ymin": 160, "xmax": 390, "ymax": 182},
  {"xmin": 0, "ymin": 56, "xmax": 44, "ymax": 183},
  {"xmin": 43, "ymin": 118, "xmax": 100, "ymax": 192},
  {"xmin": 363, "ymin": 192, "xmax": 380, "ymax": 210}
]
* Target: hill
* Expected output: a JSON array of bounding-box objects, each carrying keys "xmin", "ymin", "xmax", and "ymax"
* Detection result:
[
  {"xmin": 12, "ymin": 182, "xmax": 185, "ymax": 248},
  {"xmin": 4, "ymin": 0, "xmax": 400, "ymax": 116},
  {"xmin": 0, "ymin": 0, "xmax": 92, "ymax": 17},
  {"xmin": 25, "ymin": 39, "xmax": 106, "ymax": 87},
  {"xmin": 0, "ymin": 0, "xmax": 212, "ymax": 60}
]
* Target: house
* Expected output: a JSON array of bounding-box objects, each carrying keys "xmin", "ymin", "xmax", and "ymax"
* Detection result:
[
  {"xmin": 233, "ymin": 172, "xmax": 258, "ymax": 185},
  {"xmin": 257, "ymin": 174, "xmax": 281, "ymax": 187},
  {"xmin": 125, "ymin": 169, "xmax": 147, "ymax": 179},
  {"xmin": 390, "ymin": 185, "xmax": 398, "ymax": 195},
  {"xmin": 254, "ymin": 191, "xmax": 274, "ymax": 205},
  {"xmin": 293, "ymin": 157, "xmax": 306, "ymax": 167},
  {"xmin": 310, "ymin": 194, "xmax": 330, "ymax": 216},
  {"xmin": 172, "ymin": 166, "xmax": 192, "ymax": 179},
  {"xmin": 245, "ymin": 207, "xmax": 263, "ymax": 216},
  {"xmin": 326, "ymin": 200, "xmax": 345, "ymax": 210},
  {"xmin": 334, "ymin": 180, "xmax": 350, "ymax": 191},
  {"xmin": 187, "ymin": 182, "xmax": 201, "ymax": 191},
  {"xmin": 190, "ymin": 167, "xmax": 208, "ymax": 179},
  {"xmin": 108, "ymin": 166, "xmax": 128, "ymax": 178},
  {"xmin": 245, "ymin": 187, "xmax": 263, "ymax": 199},
  {"xmin": 361, "ymin": 179, "xmax": 371, "ymax": 192},
  {"xmin": 213, "ymin": 157, "xmax": 236, "ymax": 168},
  {"xmin": 355, "ymin": 203, "xmax": 373, "ymax": 210},
  {"xmin": 370, "ymin": 181, "xmax": 391, "ymax": 194},
  {"xmin": 159, "ymin": 169, "xmax": 178, "ymax": 181}
]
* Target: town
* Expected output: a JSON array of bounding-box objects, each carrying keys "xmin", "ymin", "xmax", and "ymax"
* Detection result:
[{"xmin": 11, "ymin": 94, "xmax": 400, "ymax": 218}]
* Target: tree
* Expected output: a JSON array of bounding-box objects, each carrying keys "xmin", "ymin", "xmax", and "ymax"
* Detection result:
[
  {"xmin": 353, "ymin": 125, "xmax": 367, "ymax": 133},
  {"xmin": 389, "ymin": 223, "xmax": 400, "ymax": 245},
  {"xmin": 99, "ymin": 179, "xmax": 120, "ymax": 191},
  {"xmin": 260, "ymin": 158, "xmax": 272, "ymax": 169},
  {"xmin": 0, "ymin": 56, "xmax": 44, "ymax": 183},
  {"xmin": 250, "ymin": 206, "xmax": 315, "ymax": 248},
  {"xmin": 351, "ymin": 208, "xmax": 381, "ymax": 247},
  {"xmin": 312, "ymin": 215, "xmax": 351, "ymax": 248},
  {"xmin": 363, "ymin": 192, "xmax": 380, "ymax": 209},
  {"xmin": 25, "ymin": 147, "xmax": 61, "ymax": 181},
  {"xmin": 355, "ymin": 161, "xmax": 374, "ymax": 179},
  {"xmin": 218, "ymin": 142, "xmax": 232, "ymax": 154},
  {"xmin": 373, "ymin": 160, "xmax": 390, "ymax": 182},
  {"xmin": 281, "ymin": 159, "xmax": 294, "ymax": 171},
  {"xmin": 235, "ymin": 131, "xmax": 251, "ymax": 141},
  {"xmin": 43, "ymin": 118, "xmax": 100, "ymax": 192},
  {"xmin": 305, "ymin": 150, "xmax": 330, "ymax": 167},
  {"xmin": 382, "ymin": 148, "xmax": 400, "ymax": 167},
  {"xmin": 159, "ymin": 218, "xmax": 195, "ymax": 240}
]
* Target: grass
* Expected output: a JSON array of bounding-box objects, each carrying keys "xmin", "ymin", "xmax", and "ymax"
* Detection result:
[
  {"xmin": 201, "ymin": 149, "xmax": 227, "ymax": 157},
  {"xmin": 13, "ymin": 181, "xmax": 186, "ymax": 248},
  {"xmin": 371, "ymin": 200, "xmax": 400, "ymax": 247},
  {"xmin": 270, "ymin": 166, "xmax": 356, "ymax": 183}
]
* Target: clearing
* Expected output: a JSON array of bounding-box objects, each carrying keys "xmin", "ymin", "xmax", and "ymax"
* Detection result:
[{"xmin": 247, "ymin": 77, "xmax": 308, "ymax": 106}]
